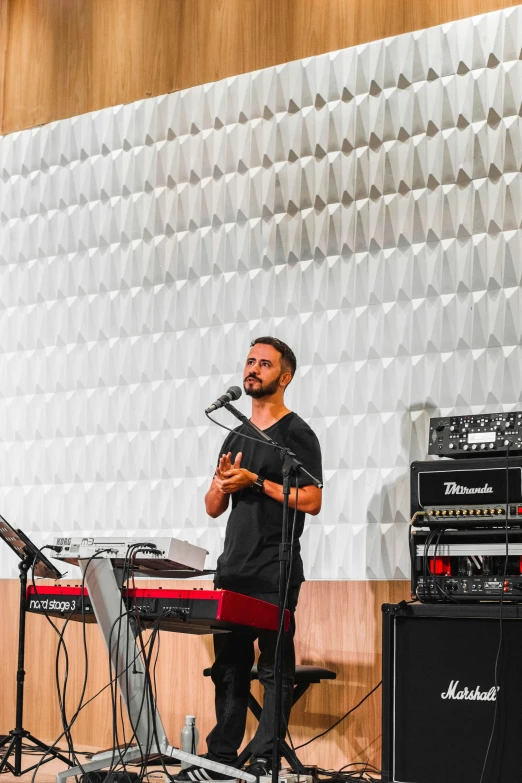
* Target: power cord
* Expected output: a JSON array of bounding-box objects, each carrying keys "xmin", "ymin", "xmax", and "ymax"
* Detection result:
[
  {"xmin": 479, "ymin": 438, "xmax": 513, "ymax": 783},
  {"xmin": 29, "ymin": 549, "xmax": 116, "ymax": 783},
  {"xmin": 294, "ymin": 681, "xmax": 382, "ymax": 750}
]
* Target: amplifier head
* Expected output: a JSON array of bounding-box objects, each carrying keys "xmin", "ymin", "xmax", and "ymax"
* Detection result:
[
  {"xmin": 411, "ymin": 458, "xmax": 522, "ymax": 528},
  {"xmin": 429, "ymin": 412, "xmax": 522, "ymax": 458}
]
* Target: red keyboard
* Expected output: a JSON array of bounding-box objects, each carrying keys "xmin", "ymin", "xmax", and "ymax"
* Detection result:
[{"xmin": 26, "ymin": 585, "xmax": 290, "ymax": 634}]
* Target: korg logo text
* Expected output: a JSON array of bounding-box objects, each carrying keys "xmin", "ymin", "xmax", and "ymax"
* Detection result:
[
  {"xmin": 443, "ymin": 482, "xmax": 494, "ymax": 496},
  {"xmin": 441, "ymin": 680, "xmax": 499, "ymax": 701}
]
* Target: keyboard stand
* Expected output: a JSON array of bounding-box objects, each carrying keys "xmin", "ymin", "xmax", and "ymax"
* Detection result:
[{"xmin": 56, "ymin": 557, "xmax": 255, "ymax": 783}]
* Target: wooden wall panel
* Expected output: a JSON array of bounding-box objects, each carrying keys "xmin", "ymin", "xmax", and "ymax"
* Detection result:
[
  {"xmin": 0, "ymin": 579, "xmax": 410, "ymax": 771},
  {"xmin": 1, "ymin": 0, "xmax": 521, "ymax": 135},
  {"xmin": 0, "ymin": 0, "xmax": 9, "ymax": 133}
]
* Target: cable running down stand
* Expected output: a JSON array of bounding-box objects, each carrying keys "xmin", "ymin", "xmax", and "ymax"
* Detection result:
[{"xmin": 223, "ymin": 403, "xmax": 323, "ymax": 783}]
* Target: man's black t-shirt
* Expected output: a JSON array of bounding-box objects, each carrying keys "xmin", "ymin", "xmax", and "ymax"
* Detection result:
[{"xmin": 213, "ymin": 412, "xmax": 323, "ymax": 597}]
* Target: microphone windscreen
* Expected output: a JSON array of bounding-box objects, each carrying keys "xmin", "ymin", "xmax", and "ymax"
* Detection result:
[{"xmin": 227, "ymin": 386, "xmax": 242, "ymax": 401}]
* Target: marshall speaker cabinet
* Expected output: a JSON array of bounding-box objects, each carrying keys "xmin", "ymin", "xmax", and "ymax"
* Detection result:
[{"xmin": 382, "ymin": 602, "xmax": 522, "ymax": 783}]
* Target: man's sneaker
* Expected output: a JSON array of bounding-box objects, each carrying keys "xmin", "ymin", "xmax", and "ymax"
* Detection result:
[
  {"xmin": 170, "ymin": 756, "xmax": 237, "ymax": 783},
  {"xmin": 245, "ymin": 758, "xmax": 271, "ymax": 780}
]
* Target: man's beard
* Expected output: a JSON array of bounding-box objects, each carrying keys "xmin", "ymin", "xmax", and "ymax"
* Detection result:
[{"xmin": 244, "ymin": 375, "xmax": 281, "ymax": 399}]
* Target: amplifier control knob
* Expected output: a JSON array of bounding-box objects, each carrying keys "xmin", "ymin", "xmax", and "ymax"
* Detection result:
[
  {"xmin": 450, "ymin": 425, "xmax": 456, "ymax": 431},
  {"xmin": 472, "ymin": 444, "xmax": 478, "ymax": 450},
  {"xmin": 449, "ymin": 443, "xmax": 455, "ymax": 450},
  {"xmin": 463, "ymin": 444, "xmax": 469, "ymax": 450},
  {"xmin": 489, "ymin": 443, "xmax": 495, "ymax": 449},
  {"xmin": 480, "ymin": 444, "xmax": 486, "ymax": 450},
  {"xmin": 504, "ymin": 439, "xmax": 510, "ymax": 446},
  {"xmin": 506, "ymin": 422, "xmax": 512, "ymax": 428}
]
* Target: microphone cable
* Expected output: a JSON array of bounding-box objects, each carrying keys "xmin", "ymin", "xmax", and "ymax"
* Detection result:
[{"xmin": 207, "ymin": 405, "xmax": 321, "ymax": 776}]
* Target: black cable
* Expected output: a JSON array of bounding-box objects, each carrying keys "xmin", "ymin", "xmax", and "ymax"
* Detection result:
[
  {"xmin": 431, "ymin": 527, "xmax": 458, "ymax": 603},
  {"xmin": 140, "ymin": 615, "xmax": 171, "ymax": 781},
  {"xmin": 29, "ymin": 552, "xmax": 78, "ymax": 772},
  {"xmin": 131, "ymin": 550, "xmax": 172, "ymax": 781},
  {"xmin": 314, "ymin": 765, "xmax": 381, "ymax": 782},
  {"xmin": 479, "ymin": 439, "xmax": 513, "ymax": 783},
  {"xmin": 27, "ymin": 604, "xmax": 162, "ymax": 783},
  {"xmin": 113, "ymin": 608, "xmax": 173, "ymax": 781},
  {"xmin": 205, "ymin": 410, "xmax": 286, "ymax": 451},
  {"xmin": 107, "ymin": 543, "xmax": 147, "ymax": 778},
  {"xmin": 53, "ymin": 612, "xmax": 75, "ymax": 758},
  {"xmin": 420, "ymin": 528, "xmax": 437, "ymax": 602},
  {"xmin": 338, "ymin": 761, "xmax": 381, "ymax": 774},
  {"xmin": 63, "ymin": 551, "xmax": 113, "ymax": 776},
  {"xmin": 408, "ymin": 524, "xmax": 416, "ymax": 597},
  {"xmin": 111, "ymin": 542, "xmax": 164, "ymax": 780},
  {"xmin": 130, "ymin": 548, "xmax": 162, "ymax": 781},
  {"xmin": 317, "ymin": 761, "xmax": 381, "ymax": 783},
  {"xmin": 275, "ymin": 480, "xmax": 303, "ymax": 773},
  {"xmin": 274, "ymin": 481, "xmax": 299, "ymax": 673},
  {"xmin": 29, "ymin": 549, "xmax": 116, "ymax": 783},
  {"xmin": 29, "ymin": 553, "xmax": 75, "ymax": 764},
  {"xmin": 294, "ymin": 680, "xmax": 382, "ymax": 750},
  {"xmin": 105, "ymin": 544, "xmax": 169, "ymax": 781}
]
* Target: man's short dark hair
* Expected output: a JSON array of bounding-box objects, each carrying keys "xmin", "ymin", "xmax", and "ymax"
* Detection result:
[{"xmin": 250, "ymin": 336, "xmax": 297, "ymax": 378}]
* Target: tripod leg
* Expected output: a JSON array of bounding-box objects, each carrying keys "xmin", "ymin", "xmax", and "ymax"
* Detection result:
[
  {"xmin": 0, "ymin": 735, "xmax": 18, "ymax": 775},
  {"xmin": 23, "ymin": 733, "xmax": 74, "ymax": 768},
  {"xmin": 280, "ymin": 741, "xmax": 306, "ymax": 774}
]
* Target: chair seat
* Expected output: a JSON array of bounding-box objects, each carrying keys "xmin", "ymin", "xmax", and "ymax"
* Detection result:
[{"xmin": 203, "ymin": 663, "xmax": 336, "ymax": 682}]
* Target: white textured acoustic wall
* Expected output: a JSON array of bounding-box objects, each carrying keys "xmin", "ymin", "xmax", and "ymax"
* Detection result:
[{"xmin": 1, "ymin": 7, "xmax": 522, "ymax": 579}]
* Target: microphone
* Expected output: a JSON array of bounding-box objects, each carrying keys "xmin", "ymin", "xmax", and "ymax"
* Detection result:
[{"xmin": 205, "ymin": 386, "xmax": 242, "ymax": 414}]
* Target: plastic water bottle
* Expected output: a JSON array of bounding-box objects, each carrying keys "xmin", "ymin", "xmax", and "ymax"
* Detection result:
[{"xmin": 181, "ymin": 715, "xmax": 199, "ymax": 769}]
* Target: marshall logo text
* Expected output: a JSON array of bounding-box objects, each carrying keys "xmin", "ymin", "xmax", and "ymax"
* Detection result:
[{"xmin": 441, "ymin": 680, "xmax": 499, "ymax": 701}]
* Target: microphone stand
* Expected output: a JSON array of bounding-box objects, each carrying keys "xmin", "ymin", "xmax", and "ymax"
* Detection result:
[{"xmin": 223, "ymin": 403, "xmax": 322, "ymax": 783}]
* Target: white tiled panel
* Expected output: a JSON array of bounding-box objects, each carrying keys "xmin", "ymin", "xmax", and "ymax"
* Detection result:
[{"xmin": 0, "ymin": 7, "xmax": 521, "ymax": 578}]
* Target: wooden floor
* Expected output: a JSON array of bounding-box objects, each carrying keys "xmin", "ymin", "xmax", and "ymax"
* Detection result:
[{"xmin": 0, "ymin": 749, "xmax": 174, "ymax": 783}]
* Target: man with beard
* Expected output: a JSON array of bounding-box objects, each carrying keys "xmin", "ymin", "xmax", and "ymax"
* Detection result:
[{"xmin": 174, "ymin": 336, "xmax": 322, "ymax": 782}]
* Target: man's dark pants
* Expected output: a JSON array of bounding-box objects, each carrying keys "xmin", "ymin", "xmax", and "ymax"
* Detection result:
[{"xmin": 206, "ymin": 613, "xmax": 296, "ymax": 764}]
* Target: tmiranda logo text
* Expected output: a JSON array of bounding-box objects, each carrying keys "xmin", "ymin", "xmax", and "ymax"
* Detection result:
[
  {"xmin": 441, "ymin": 680, "xmax": 499, "ymax": 701},
  {"xmin": 444, "ymin": 482, "xmax": 494, "ymax": 496}
]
